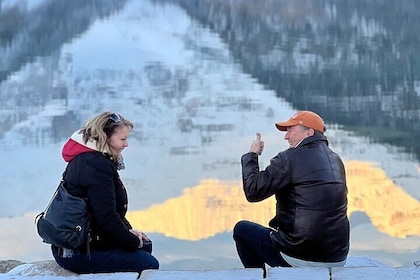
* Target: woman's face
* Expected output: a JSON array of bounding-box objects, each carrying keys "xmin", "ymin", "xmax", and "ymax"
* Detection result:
[{"xmin": 108, "ymin": 125, "xmax": 130, "ymax": 155}]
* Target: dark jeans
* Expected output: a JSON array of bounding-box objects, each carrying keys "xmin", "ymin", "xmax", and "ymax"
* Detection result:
[
  {"xmin": 52, "ymin": 244, "xmax": 159, "ymax": 275},
  {"xmin": 233, "ymin": 220, "xmax": 291, "ymax": 269}
]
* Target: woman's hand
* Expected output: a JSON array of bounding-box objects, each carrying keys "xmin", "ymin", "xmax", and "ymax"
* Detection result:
[{"xmin": 130, "ymin": 229, "xmax": 150, "ymax": 248}]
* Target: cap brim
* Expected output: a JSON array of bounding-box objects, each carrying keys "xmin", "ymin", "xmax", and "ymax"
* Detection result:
[{"xmin": 275, "ymin": 121, "xmax": 296, "ymax": 131}]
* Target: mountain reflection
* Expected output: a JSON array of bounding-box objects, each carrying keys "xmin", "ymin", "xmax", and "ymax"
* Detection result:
[{"xmin": 127, "ymin": 160, "xmax": 420, "ymax": 240}]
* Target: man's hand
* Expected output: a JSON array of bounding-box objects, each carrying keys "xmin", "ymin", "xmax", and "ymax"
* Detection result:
[{"xmin": 249, "ymin": 133, "xmax": 264, "ymax": 155}]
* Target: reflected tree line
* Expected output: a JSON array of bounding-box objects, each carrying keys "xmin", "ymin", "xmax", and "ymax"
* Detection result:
[
  {"xmin": 159, "ymin": 0, "xmax": 420, "ymax": 160},
  {"xmin": 0, "ymin": 0, "xmax": 127, "ymax": 83}
]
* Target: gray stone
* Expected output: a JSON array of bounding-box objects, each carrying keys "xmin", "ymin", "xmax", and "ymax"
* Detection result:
[
  {"xmin": 0, "ymin": 260, "xmax": 25, "ymax": 274},
  {"xmin": 12, "ymin": 260, "xmax": 75, "ymax": 277},
  {"xmin": 5, "ymin": 260, "xmax": 139, "ymax": 279}
]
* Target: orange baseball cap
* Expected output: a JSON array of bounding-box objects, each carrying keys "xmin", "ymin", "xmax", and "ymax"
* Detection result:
[{"xmin": 275, "ymin": 111, "xmax": 326, "ymax": 132}]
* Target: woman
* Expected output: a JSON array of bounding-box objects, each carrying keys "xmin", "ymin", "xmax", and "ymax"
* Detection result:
[{"xmin": 52, "ymin": 111, "xmax": 159, "ymax": 274}]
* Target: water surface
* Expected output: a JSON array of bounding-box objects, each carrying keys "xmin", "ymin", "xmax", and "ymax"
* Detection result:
[{"xmin": 0, "ymin": 0, "xmax": 418, "ymax": 269}]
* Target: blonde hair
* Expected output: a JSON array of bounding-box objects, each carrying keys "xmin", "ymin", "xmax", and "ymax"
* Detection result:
[{"xmin": 80, "ymin": 112, "xmax": 133, "ymax": 161}]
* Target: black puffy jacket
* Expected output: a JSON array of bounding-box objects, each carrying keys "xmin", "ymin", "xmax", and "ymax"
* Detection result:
[
  {"xmin": 63, "ymin": 151, "xmax": 140, "ymax": 251},
  {"xmin": 241, "ymin": 134, "xmax": 349, "ymax": 262}
]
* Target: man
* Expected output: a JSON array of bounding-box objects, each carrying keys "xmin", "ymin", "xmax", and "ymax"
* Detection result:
[{"xmin": 233, "ymin": 111, "xmax": 349, "ymax": 273}]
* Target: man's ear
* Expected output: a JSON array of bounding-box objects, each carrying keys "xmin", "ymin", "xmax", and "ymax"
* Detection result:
[{"xmin": 308, "ymin": 128, "xmax": 315, "ymax": 136}]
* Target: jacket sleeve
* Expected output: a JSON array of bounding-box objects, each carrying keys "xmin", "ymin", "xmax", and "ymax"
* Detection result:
[
  {"xmin": 241, "ymin": 152, "xmax": 291, "ymax": 202},
  {"xmin": 82, "ymin": 161, "xmax": 140, "ymax": 250}
]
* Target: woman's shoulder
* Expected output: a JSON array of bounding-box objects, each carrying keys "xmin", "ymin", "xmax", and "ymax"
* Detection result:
[{"xmin": 71, "ymin": 151, "xmax": 116, "ymax": 174}]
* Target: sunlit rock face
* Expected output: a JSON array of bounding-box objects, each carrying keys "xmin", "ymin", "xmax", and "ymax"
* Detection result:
[
  {"xmin": 346, "ymin": 161, "xmax": 420, "ymax": 238},
  {"xmin": 128, "ymin": 179, "xmax": 274, "ymax": 240},
  {"xmin": 127, "ymin": 161, "xmax": 420, "ymax": 240}
]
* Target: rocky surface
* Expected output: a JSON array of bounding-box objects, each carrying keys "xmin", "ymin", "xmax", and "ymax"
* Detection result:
[
  {"xmin": 8, "ymin": 260, "xmax": 76, "ymax": 277},
  {"xmin": 2, "ymin": 260, "xmax": 139, "ymax": 279},
  {"xmin": 1, "ymin": 257, "xmax": 418, "ymax": 280},
  {"xmin": 0, "ymin": 260, "xmax": 25, "ymax": 274}
]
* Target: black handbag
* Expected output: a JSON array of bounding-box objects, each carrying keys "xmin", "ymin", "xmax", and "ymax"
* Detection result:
[{"xmin": 35, "ymin": 180, "xmax": 90, "ymax": 250}]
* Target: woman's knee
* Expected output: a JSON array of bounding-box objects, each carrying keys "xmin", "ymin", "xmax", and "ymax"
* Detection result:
[
  {"xmin": 146, "ymin": 255, "xmax": 159, "ymax": 270},
  {"xmin": 135, "ymin": 251, "xmax": 159, "ymax": 271}
]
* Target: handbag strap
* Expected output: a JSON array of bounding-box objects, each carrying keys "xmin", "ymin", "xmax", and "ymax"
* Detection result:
[{"xmin": 35, "ymin": 179, "xmax": 64, "ymax": 223}]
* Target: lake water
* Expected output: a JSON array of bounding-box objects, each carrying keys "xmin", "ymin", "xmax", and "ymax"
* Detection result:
[{"xmin": 0, "ymin": 0, "xmax": 419, "ymax": 269}]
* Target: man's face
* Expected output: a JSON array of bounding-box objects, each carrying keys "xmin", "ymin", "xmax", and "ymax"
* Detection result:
[{"xmin": 284, "ymin": 125, "xmax": 313, "ymax": 148}]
